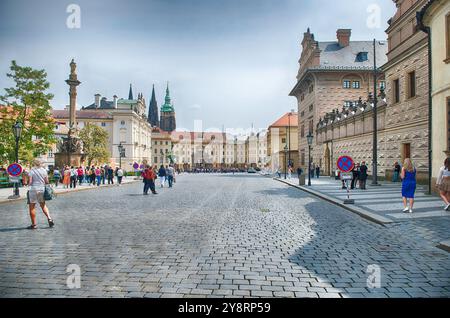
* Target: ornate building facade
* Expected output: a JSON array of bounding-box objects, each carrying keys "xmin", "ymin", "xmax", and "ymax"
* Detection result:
[
  {"xmin": 160, "ymin": 84, "xmax": 176, "ymax": 133},
  {"xmin": 290, "ymin": 28, "xmax": 388, "ymax": 176},
  {"xmin": 418, "ymin": 0, "xmax": 450, "ymax": 190}
]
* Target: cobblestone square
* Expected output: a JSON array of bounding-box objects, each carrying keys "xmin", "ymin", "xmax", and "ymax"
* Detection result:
[{"xmin": 0, "ymin": 174, "xmax": 449, "ymax": 298}]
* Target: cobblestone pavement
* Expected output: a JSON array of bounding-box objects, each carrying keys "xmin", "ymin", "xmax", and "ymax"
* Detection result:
[{"xmin": 0, "ymin": 174, "xmax": 449, "ymax": 298}]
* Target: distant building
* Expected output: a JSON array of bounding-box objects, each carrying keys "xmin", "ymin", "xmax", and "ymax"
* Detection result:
[
  {"xmin": 160, "ymin": 83, "xmax": 176, "ymax": 133},
  {"xmin": 52, "ymin": 87, "xmax": 153, "ymax": 169},
  {"xmin": 290, "ymin": 28, "xmax": 388, "ymax": 176},
  {"xmin": 267, "ymin": 111, "xmax": 299, "ymax": 173}
]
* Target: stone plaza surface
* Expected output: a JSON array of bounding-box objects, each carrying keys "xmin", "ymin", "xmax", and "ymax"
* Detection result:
[
  {"xmin": 276, "ymin": 176, "xmax": 450, "ymax": 245},
  {"xmin": 0, "ymin": 174, "xmax": 449, "ymax": 298}
]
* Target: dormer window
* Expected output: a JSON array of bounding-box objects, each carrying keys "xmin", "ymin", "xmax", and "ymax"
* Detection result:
[{"xmin": 356, "ymin": 52, "xmax": 368, "ymax": 62}]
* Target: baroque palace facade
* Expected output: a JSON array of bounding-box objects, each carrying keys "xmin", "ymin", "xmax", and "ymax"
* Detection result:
[
  {"xmin": 290, "ymin": 28, "xmax": 388, "ymax": 177},
  {"xmin": 312, "ymin": 1, "xmax": 431, "ymax": 182}
]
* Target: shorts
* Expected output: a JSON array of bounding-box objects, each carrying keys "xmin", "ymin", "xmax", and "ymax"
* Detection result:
[
  {"xmin": 27, "ymin": 189, "xmax": 45, "ymax": 204},
  {"xmin": 438, "ymin": 177, "xmax": 450, "ymax": 192}
]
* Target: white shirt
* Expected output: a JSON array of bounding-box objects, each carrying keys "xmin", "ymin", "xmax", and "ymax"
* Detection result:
[
  {"xmin": 437, "ymin": 166, "xmax": 450, "ymax": 185},
  {"xmin": 29, "ymin": 167, "xmax": 47, "ymax": 191}
]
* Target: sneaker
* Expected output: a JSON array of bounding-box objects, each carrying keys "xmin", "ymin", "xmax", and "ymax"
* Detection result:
[
  {"xmin": 402, "ymin": 207, "xmax": 409, "ymax": 212},
  {"xmin": 409, "ymin": 208, "xmax": 413, "ymax": 213}
]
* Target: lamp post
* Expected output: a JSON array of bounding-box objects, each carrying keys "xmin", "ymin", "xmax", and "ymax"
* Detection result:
[
  {"xmin": 371, "ymin": 38, "xmax": 379, "ymax": 186},
  {"xmin": 284, "ymin": 145, "xmax": 288, "ymax": 179},
  {"xmin": 118, "ymin": 143, "xmax": 124, "ymax": 168},
  {"xmin": 288, "ymin": 111, "xmax": 292, "ymax": 169},
  {"xmin": 12, "ymin": 121, "xmax": 23, "ymax": 197},
  {"xmin": 306, "ymin": 132, "xmax": 313, "ymax": 186}
]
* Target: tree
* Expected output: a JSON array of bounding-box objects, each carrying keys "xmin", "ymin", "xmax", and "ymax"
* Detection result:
[
  {"xmin": 79, "ymin": 123, "xmax": 110, "ymax": 166},
  {"xmin": 0, "ymin": 60, "xmax": 56, "ymax": 165}
]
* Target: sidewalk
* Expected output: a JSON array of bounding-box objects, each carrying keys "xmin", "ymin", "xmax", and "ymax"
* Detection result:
[
  {"xmin": 0, "ymin": 176, "xmax": 140, "ymax": 205},
  {"xmin": 274, "ymin": 175, "xmax": 450, "ymax": 251}
]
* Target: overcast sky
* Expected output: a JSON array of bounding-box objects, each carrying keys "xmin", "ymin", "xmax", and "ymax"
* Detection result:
[{"xmin": 0, "ymin": 0, "xmax": 396, "ymax": 131}]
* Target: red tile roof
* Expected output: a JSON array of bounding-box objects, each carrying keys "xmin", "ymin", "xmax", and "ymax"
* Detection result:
[{"xmin": 269, "ymin": 112, "xmax": 298, "ymax": 128}]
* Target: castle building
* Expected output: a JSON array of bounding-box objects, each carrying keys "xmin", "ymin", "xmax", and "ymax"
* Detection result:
[
  {"xmin": 290, "ymin": 28, "xmax": 388, "ymax": 176},
  {"xmin": 160, "ymin": 83, "xmax": 176, "ymax": 133}
]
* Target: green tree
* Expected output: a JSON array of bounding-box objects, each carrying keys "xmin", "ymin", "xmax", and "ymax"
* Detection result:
[
  {"xmin": 0, "ymin": 60, "xmax": 56, "ymax": 165},
  {"xmin": 79, "ymin": 123, "xmax": 110, "ymax": 166}
]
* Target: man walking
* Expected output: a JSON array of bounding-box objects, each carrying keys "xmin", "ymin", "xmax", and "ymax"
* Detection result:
[
  {"xmin": 116, "ymin": 167, "xmax": 124, "ymax": 185},
  {"xmin": 142, "ymin": 165, "xmax": 157, "ymax": 195},
  {"xmin": 70, "ymin": 166, "xmax": 77, "ymax": 189},
  {"xmin": 158, "ymin": 165, "xmax": 167, "ymax": 188},
  {"xmin": 167, "ymin": 165, "xmax": 175, "ymax": 188},
  {"xmin": 107, "ymin": 166, "xmax": 114, "ymax": 185},
  {"xmin": 315, "ymin": 166, "xmax": 320, "ymax": 178}
]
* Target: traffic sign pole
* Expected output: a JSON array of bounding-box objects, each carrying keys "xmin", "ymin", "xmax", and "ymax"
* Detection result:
[{"xmin": 337, "ymin": 157, "xmax": 355, "ymax": 205}]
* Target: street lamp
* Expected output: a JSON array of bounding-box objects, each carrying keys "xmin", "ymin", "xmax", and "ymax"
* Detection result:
[
  {"xmin": 284, "ymin": 145, "xmax": 288, "ymax": 179},
  {"xmin": 371, "ymin": 38, "xmax": 379, "ymax": 186},
  {"xmin": 118, "ymin": 143, "xmax": 124, "ymax": 168},
  {"xmin": 306, "ymin": 132, "xmax": 313, "ymax": 186},
  {"xmin": 12, "ymin": 121, "xmax": 23, "ymax": 197}
]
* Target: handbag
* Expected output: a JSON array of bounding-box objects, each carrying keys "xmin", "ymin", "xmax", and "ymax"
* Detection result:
[{"xmin": 44, "ymin": 185, "xmax": 54, "ymax": 201}]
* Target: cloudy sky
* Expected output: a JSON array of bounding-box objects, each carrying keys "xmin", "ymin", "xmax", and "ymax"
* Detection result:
[{"xmin": 0, "ymin": 0, "xmax": 395, "ymax": 131}]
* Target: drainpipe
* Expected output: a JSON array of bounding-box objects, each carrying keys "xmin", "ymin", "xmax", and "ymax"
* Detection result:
[{"xmin": 417, "ymin": 11, "xmax": 432, "ymax": 195}]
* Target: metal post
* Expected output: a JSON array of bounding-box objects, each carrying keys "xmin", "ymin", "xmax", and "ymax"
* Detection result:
[
  {"xmin": 308, "ymin": 144, "xmax": 312, "ymax": 186},
  {"xmin": 288, "ymin": 114, "xmax": 291, "ymax": 168},
  {"xmin": 14, "ymin": 136, "xmax": 19, "ymax": 196},
  {"xmin": 372, "ymin": 39, "xmax": 379, "ymax": 186}
]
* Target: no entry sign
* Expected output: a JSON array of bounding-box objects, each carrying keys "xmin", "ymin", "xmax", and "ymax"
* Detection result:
[
  {"xmin": 7, "ymin": 163, "xmax": 23, "ymax": 177},
  {"xmin": 337, "ymin": 156, "xmax": 354, "ymax": 173}
]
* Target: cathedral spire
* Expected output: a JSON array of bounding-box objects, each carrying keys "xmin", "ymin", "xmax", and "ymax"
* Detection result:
[
  {"xmin": 128, "ymin": 83, "xmax": 133, "ymax": 100},
  {"xmin": 148, "ymin": 84, "xmax": 159, "ymax": 127}
]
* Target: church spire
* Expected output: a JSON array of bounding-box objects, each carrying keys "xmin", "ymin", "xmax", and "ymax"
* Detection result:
[
  {"xmin": 128, "ymin": 83, "xmax": 133, "ymax": 100},
  {"xmin": 148, "ymin": 84, "xmax": 159, "ymax": 127},
  {"xmin": 161, "ymin": 82, "xmax": 174, "ymax": 112}
]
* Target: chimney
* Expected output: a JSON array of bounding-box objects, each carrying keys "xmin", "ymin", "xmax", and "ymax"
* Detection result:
[
  {"xmin": 113, "ymin": 95, "xmax": 118, "ymax": 108},
  {"xmin": 95, "ymin": 94, "xmax": 101, "ymax": 108},
  {"xmin": 337, "ymin": 29, "xmax": 351, "ymax": 47}
]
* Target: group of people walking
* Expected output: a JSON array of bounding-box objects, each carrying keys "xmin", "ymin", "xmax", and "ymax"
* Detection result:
[
  {"xmin": 52, "ymin": 165, "xmax": 124, "ymax": 188},
  {"xmin": 141, "ymin": 164, "xmax": 176, "ymax": 195}
]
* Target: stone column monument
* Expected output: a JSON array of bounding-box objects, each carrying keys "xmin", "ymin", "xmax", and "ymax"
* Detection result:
[{"xmin": 54, "ymin": 59, "xmax": 83, "ymax": 168}]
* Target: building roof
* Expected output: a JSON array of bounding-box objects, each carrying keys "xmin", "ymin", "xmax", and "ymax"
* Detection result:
[
  {"xmin": 316, "ymin": 41, "xmax": 388, "ymax": 69},
  {"xmin": 83, "ymin": 99, "xmax": 115, "ymax": 110},
  {"xmin": 269, "ymin": 112, "xmax": 298, "ymax": 128},
  {"xmin": 52, "ymin": 109, "xmax": 113, "ymax": 119}
]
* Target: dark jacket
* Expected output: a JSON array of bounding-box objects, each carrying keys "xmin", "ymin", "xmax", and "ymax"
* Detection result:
[
  {"xmin": 158, "ymin": 167, "xmax": 167, "ymax": 177},
  {"xmin": 359, "ymin": 164, "xmax": 368, "ymax": 180}
]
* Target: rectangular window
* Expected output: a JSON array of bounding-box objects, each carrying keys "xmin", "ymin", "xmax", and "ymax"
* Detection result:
[
  {"xmin": 343, "ymin": 80, "xmax": 351, "ymax": 89},
  {"xmin": 344, "ymin": 101, "xmax": 352, "ymax": 108},
  {"xmin": 379, "ymin": 81, "xmax": 386, "ymax": 90},
  {"xmin": 393, "ymin": 79, "xmax": 400, "ymax": 103},
  {"xmin": 309, "ymin": 104, "xmax": 313, "ymax": 112},
  {"xmin": 352, "ymin": 81, "xmax": 360, "ymax": 89},
  {"xmin": 301, "ymin": 94, "xmax": 305, "ymax": 101},
  {"xmin": 101, "ymin": 122, "xmax": 106, "ymax": 127},
  {"xmin": 408, "ymin": 71, "xmax": 416, "ymax": 98},
  {"xmin": 154, "ymin": 157, "xmax": 158, "ymax": 163},
  {"xmin": 281, "ymin": 138, "xmax": 286, "ymax": 144},
  {"xmin": 309, "ymin": 85, "xmax": 314, "ymax": 93},
  {"xmin": 309, "ymin": 120, "xmax": 314, "ymax": 134},
  {"xmin": 300, "ymin": 111, "xmax": 305, "ymax": 117},
  {"xmin": 446, "ymin": 13, "xmax": 450, "ymax": 62},
  {"xmin": 155, "ymin": 149, "xmax": 157, "ymax": 154},
  {"xmin": 301, "ymin": 125, "xmax": 305, "ymax": 138}
]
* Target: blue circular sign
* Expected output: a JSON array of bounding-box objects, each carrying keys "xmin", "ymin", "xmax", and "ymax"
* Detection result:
[{"xmin": 7, "ymin": 163, "xmax": 23, "ymax": 177}]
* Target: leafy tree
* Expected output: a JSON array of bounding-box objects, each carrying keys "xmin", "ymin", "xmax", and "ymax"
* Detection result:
[
  {"xmin": 79, "ymin": 123, "xmax": 110, "ymax": 166},
  {"xmin": 0, "ymin": 60, "xmax": 56, "ymax": 165}
]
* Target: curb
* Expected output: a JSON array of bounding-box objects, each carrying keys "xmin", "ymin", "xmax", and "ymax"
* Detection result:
[
  {"xmin": 0, "ymin": 179, "xmax": 140, "ymax": 205},
  {"xmin": 436, "ymin": 239, "xmax": 450, "ymax": 253},
  {"xmin": 274, "ymin": 178, "xmax": 393, "ymax": 226}
]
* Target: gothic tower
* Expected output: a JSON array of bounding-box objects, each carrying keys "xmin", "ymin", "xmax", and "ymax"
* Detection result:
[
  {"xmin": 160, "ymin": 83, "xmax": 176, "ymax": 132},
  {"xmin": 128, "ymin": 83, "xmax": 134, "ymax": 100},
  {"xmin": 147, "ymin": 84, "xmax": 159, "ymax": 127}
]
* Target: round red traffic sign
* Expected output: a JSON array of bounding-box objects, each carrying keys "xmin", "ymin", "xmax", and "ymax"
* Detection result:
[
  {"xmin": 7, "ymin": 163, "xmax": 23, "ymax": 177},
  {"xmin": 337, "ymin": 156, "xmax": 354, "ymax": 173}
]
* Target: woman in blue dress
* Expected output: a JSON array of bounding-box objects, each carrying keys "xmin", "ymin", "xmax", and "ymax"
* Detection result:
[{"xmin": 400, "ymin": 158, "xmax": 416, "ymax": 213}]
